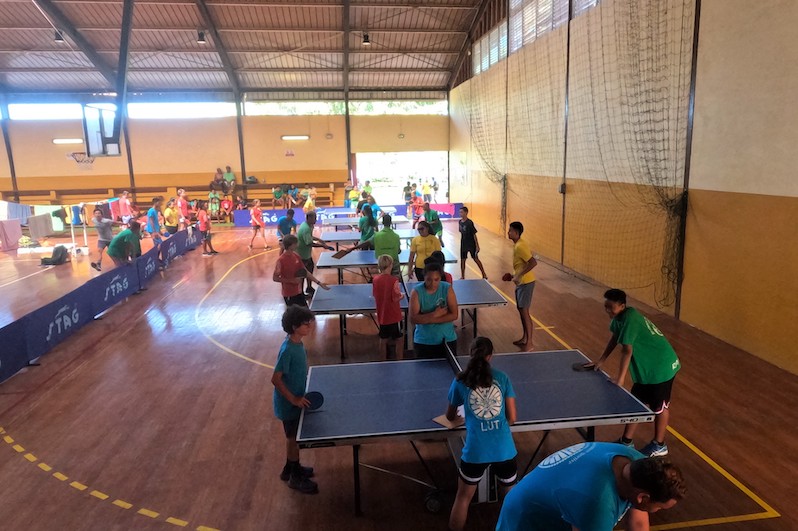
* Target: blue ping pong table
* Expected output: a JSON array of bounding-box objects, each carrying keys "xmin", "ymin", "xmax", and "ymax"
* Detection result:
[
  {"xmin": 318, "ymin": 228, "xmax": 417, "ymax": 250},
  {"xmin": 322, "ymin": 215, "xmax": 410, "ymax": 230},
  {"xmin": 309, "ymin": 279, "xmax": 507, "ymax": 359},
  {"xmin": 316, "ymin": 247, "xmax": 458, "ymax": 284},
  {"xmin": 297, "ymin": 349, "xmax": 653, "ymax": 515},
  {"xmin": 309, "ymin": 283, "xmax": 409, "ymax": 360}
]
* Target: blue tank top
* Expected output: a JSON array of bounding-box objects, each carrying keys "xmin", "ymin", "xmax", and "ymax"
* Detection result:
[{"xmin": 413, "ymin": 281, "xmax": 457, "ymax": 345}]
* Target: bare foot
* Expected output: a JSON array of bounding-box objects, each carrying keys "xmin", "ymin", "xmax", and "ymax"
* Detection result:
[
  {"xmin": 460, "ymin": 276, "xmax": 465, "ymax": 280},
  {"xmin": 513, "ymin": 339, "xmax": 526, "ymax": 347}
]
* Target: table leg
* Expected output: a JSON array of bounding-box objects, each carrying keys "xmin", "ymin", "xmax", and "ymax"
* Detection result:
[
  {"xmin": 353, "ymin": 445, "xmax": 363, "ymax": 516},
  {"xmin": 339, "ymin": 314, "xmax": 346, "ymax": 360},
  {"xmin": 473, "ymin": 308, "xmax": 478, "ymax": 336},
  {"xmin": 338, "ymin": 268, "xmax": 343, "ymax": 284}
]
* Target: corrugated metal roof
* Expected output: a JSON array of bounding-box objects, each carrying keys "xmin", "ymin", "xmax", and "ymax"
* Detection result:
[{"xmin": 0, "ymin": 0, "xmax": 479, "ymax": 96}]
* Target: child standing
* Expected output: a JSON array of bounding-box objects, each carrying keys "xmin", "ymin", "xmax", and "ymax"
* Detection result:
[
  {"xmin": 248, "ymin": 199, "xmax": 271, "ymax": 250},
  {"xmin": 146, "ymin": 197, "xmax": 164, "ymax": 246},
  {"xmin": 271, "ymin": 305, "xmax": 319, "ymax": 494},
  {"xmin": 458, "ymin": 206, "xmax": 488, "ymax": 279},
  {"xmin": 372, "ymin": 255, "xmax": 404, "ymax": 360},
  {"xmin": 90, "ymin": 207, "xmax": 118, "ymax": 271},
  {"xmin": 273, "ymin": 234, "xmax": 329, "ymax": 307},
  {"xmin": 446, "ymin": 337, "xmax": 517, "ymax": 531},
  {"xmin": 197, "ymin": 201, "xmax": 218, "ymax": 256}
]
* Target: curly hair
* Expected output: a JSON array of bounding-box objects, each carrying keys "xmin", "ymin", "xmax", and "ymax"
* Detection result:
[{"xmin": 630, "ymin": 458, "xmax": 687, "ymax": 503}]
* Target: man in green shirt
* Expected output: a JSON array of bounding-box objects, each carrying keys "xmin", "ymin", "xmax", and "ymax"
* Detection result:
[
  {"xmin": 223, "ymin": 165, "xmax": 236, "ymax": 195},
  {"xmin": 422, "ymin": 202, "xmax": 444, "ymax": 247},
  {"xmin": 373, "ymin": 215, "xmax": 401, "ymax": 277},
  {"xmin": 349, "ymin": 215, "xmax": 402, "ymax": 277},
  {"xmin": 296, "ymin": 212, "xmax": 332, "ymax": 297},
  {"xmin": 584, "ymin": 288, "xmax": 681, "ymax": 457},
  {"xmin": 106, "ymin": 222, "xmax": 142, "ymax": 267}
]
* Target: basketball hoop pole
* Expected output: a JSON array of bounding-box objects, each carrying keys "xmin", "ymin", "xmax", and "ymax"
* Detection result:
[
  {"xmin": 81, "ymin": 204, "xmax": 89, "ymax": 249},
  {"xmin": 69, "ymin": 211, "xmax": 77, "ymax": 256}
]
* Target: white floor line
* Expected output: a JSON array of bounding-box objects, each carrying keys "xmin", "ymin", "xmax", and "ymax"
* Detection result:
[{"xmin": 0, "ymin": 266, "xmax": 52, "ymax": 290}]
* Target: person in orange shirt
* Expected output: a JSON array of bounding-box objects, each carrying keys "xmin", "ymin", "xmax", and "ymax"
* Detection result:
[
  {"xmin": 197, "ymin": 201, "xmax": 218, "ymax": 256},
  {"xmin": 248, "ymin": 199, "xmax": 272, "ymax": 250}
]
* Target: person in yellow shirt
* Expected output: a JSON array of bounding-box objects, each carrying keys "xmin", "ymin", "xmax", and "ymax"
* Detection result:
[
  {"xmin": 348, "ymin": 185, "xmax": 360, "ymax": 208},
  {"xmin": 303, "ymin": 190, "xmax": 317, "ymax": 214},
  {"xmin": 406, "ymin": 221, "xmax": 442, "ymax": 281},
  {"xmin": 163, "ymin": 199, "xmax": 179, "ymax": 234},
  {"xmin": 503, "ymin": 221, "xmax": 538, "ymax": 351}
]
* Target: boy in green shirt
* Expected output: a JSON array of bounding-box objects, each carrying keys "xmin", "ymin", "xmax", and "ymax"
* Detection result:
[
  {"xmin": 422, "ymin": 202, "xmax": 444, "ymax": 247},
  {"xmin": 584, "ymin": 288, "xmax": 681, "ymax": 457}
]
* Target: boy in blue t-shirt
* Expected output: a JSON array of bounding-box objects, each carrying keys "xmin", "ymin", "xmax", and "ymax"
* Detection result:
[
  {"xmin": 271, "ymin": 305, "xmax": 318, "ymax": 494},
  {"xmin": 146, "ymin": 197, "xmax": 165, "ymax": 245},
  {"xmin": 446, "ymin": 337, "xmax": 517, "ymax": 531},
  {"xmin": 276, "ymin": 208, "xmax": 297, "ymax": 254},
  {"xmin": 496, "ymin": 442, "xmax": 685, "ymax": 531}
]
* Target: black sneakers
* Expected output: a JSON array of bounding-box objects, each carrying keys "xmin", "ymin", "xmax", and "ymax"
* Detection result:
[
  {"xmin": 280, "ymin": 463, "xmax": 314, "ymax": 481},
  {"xmin": 288, "ymin": 475, "xmax": 318, "ymax": 494}
]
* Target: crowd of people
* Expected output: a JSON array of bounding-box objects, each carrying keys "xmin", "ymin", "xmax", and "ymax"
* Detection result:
[{"xmin": 91, "ymin": 174, "xmax": 689, "ymax": 529}]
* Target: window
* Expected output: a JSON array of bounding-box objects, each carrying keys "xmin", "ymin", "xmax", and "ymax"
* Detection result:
[
  {"xmin": 244, "ymin": 101, "xmax": 344, "ymax": 116},
  {"xmin": 127, "ymin": 102, "xmax": 237, "ymax": 119},
  {"xmin": 472, "ymin": 20, "xmax": 509, "ymax": 76},
  {"xmin": 7, "ymin": 103, "xmax": 83, "ymax": 120},
  {"xmin": 348, "ymin": 101, "xmax": 448, "ymax": 116},
  {"xmin": 509, "ymin": 0, "xmax": 571, "ymax": 54}
]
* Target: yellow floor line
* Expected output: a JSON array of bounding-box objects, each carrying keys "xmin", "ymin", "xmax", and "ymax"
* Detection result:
[
  {"xmin": 470, "ymin": 263, "xmax": 780, "ymax": 528},
  {"xmin": 0, "ymin": 426, "xmax": 220, "ymax": 529},
  {"xmin": 194, "ymin": 250, "xmax": 276, "ymax": 369}
]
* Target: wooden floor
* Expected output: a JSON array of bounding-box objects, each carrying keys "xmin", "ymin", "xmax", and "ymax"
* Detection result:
[{"xmin": 0, "ymin": 222, "xmax": 795, "ymax": 531}]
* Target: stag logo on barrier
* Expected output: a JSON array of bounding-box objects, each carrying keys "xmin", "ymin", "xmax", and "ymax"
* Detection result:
[
  {"xmin": 143, "ymin": 256, "xmax": 157, "ymax": 277},
  {"xmin": 104, "ymin": 274, "xmax": 130, "ymax": 302},
  {"xmin": 186, "ymin": 229, "xmax": 199, "ymax": 247},
  {"xmin": 45, "ymin": 304, "xmax": 80, "ymax": 341},
  {"xmin": 166, "ymin": 243, "xmax": 178, "ymax": 261}
]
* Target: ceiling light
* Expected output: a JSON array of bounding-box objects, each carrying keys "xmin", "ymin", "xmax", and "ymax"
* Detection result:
[
  {"xmin": 54, "ymin": 31, "xmax": 65, "ymax": 43},
  {"xmin": 362, "ymin": 32, "xmax": 371, "ymax": 46},
  {"xmin": 197, "ymin": 31, "xmax": 206, "ymax": 44},
  {"xmin": 282, "ymin": 135, "xmax": 310, "ymax": 141},
  {"xmin": 52, "ymin": 138, "xmax": 84, "ymax": 145}
]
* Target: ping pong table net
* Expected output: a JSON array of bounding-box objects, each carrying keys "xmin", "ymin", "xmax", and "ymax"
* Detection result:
[{"xmin": 445, "ymin": 341, "xmax": 462, "ymax": 375}]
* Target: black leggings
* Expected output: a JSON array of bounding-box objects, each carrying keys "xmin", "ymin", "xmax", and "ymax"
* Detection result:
[{"xmin": 414, "ymin": 340, "xmax": 457, "ymax": 360}]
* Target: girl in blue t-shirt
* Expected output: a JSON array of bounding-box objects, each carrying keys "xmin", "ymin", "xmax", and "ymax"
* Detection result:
[{"xmin": 445, "ymin": 337, "xmax": 518, "ymax": 531}]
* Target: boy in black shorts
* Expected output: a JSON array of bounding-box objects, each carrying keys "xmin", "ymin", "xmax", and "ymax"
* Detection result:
[
  {"xmin": 372, "ymin": 255, "xmax": 404, "ymax": 360},
  {"xmin": 584, "ymin": 288, "xmax": 681, "ymax": 457},
  {"xmin": 271, "ymin": 305, "xmax": 318, "ymax": 493},
  {"xmin": 458, "ymin": 206, "xmax": 487, "ymax": 280}
]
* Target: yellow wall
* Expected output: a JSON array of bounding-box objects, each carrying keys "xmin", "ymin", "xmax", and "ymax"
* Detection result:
[
  {"xmin": 351, "ymin": 115, "xmax": 449, "ymax": 152},
  {"xmin": 449, "ymin": 0, "xmax": 798, "ymax": 374},
  {"xmin": 690, "ymin": 0, "xmax": 798, "ymax": 197},
  {"xmin": 678, "ymin": 0, "xmax": 798, "ymax": 372},
  {"xmin": 681, "ymin": 190, "xmax": 798, "ymax": 373},
  {"xmin": 0, "ymin": 114, "xmax": 448, "ymax": 201}
]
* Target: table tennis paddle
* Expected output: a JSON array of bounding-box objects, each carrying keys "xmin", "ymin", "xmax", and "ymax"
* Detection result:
[
  {"xmin": 305, "ymin": 391, "xmax": 324, "ymax": 411},
  {"xmin": 502, "ymin": 273, "xmax": 513, "ymax": 282},
  {"xmin": 332, "ymin": 247, "xmax": 355, "ymax": 259},
  {"xmin": 572, "ymin": 362, "xmax": 594, "ymax": 372}
]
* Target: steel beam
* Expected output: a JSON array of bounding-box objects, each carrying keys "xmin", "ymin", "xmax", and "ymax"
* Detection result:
[
  {"xmin": 195, "ymin": 0, "xmax": 241, "ymax": 94},
  {"xmin": 447, "ymin": 0, "xmax": 491, "ymax": 89}
]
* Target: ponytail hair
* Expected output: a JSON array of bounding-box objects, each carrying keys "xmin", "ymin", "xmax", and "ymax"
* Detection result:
[
  {"xmin": 457, "ymin": 336, "xmax": 494, "ymax": 389},
  {"xmin": 362, "ymin": 204, "xmax": 377, "ymax": 228}
]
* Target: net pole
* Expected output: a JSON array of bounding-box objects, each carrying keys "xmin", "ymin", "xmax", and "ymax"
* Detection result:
[
  {"xmin": 81, "ymin": 204, "xmax": 89, "ymax": 249},
  {"xmin": 69, "ymin": 208, "xmax": 77, "ymax": 255}
]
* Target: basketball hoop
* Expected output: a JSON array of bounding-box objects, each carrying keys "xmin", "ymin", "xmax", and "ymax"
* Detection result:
[{"xmin": 69, "ymin": 152, "xmax": 95, "ymax": 170}]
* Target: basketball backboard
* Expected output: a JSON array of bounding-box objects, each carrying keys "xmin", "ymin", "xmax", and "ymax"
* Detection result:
[{"xmin": 82, "ymin": 103, "xmax": 121, "ymax": 157}]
